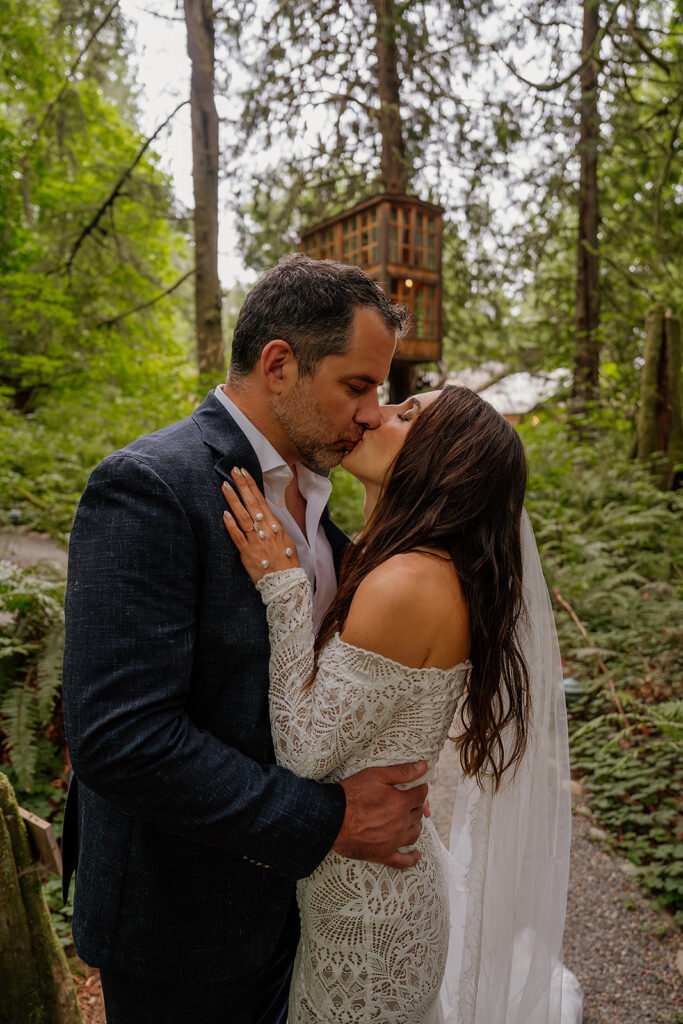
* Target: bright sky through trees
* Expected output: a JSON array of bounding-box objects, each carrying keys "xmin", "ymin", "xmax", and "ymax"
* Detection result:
[{"xmin": 119, "ymin": 0, "xmax": 251, "ymax": 283}]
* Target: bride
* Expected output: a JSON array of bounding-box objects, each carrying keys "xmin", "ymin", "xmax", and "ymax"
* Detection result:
[{"xmin": 223, "ymin": 385, "xmax": 582, "ymax": 1024}]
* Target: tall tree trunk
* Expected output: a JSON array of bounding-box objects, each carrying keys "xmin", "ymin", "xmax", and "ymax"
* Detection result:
[
  {"xmin": 373, "ymin": 0, "xmax": 415, "ymax": 401},
  {"xmin": 636, "ymin": 303, "xmax": 683, "ymax": 489},
  {"xmin": 572, "ymin": 0, "xmax": 601, "ymax": 413},
  {"xmin": 184, "ymin": 0, "xmax": 224, "ymax": 381},
  {"xmin": 374, "ymin": 0, "xmax": 407, "ymax": 194}
]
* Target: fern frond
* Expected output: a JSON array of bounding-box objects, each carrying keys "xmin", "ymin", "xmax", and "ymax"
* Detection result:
[
  {"xmin": 0, "ymin": 684, "xmax": 39, "ymax": 791},
  {"xmin": 35, "ymin": 620, "xmax": 65, "ymax": 721}
]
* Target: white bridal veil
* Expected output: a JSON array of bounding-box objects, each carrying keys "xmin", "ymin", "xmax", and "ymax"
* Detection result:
[{"xmin": 438, "ymin": 511, "xmax": 583, "ymax": 1024}]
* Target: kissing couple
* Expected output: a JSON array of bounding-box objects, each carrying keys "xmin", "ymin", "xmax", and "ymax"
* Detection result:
[{"xmin": 63, "ymin": 254, "xmax": 582, "ymax": 1023}]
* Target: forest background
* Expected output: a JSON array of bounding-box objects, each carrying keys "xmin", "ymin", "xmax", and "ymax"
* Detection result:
[{"xmin": 0, "ymin": 0, "xmax": 682, "ymax": 967}]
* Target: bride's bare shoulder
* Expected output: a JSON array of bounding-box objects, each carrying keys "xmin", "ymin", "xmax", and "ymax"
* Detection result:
[{"xmin": 341, "ymin": 551, "xmax": 469, "ymax": 670}]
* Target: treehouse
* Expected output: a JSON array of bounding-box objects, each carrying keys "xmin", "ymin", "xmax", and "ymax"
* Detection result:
[{"xmin": 300, "ymin": 194, "xmax": 443, "ymax": 363}]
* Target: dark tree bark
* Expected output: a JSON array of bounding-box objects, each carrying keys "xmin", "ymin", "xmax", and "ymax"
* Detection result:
[
  {"xmin": 572, "ymin": 0, "xmax": 601, "ymax": 412},
  {"xmin": 373, "ymin": 0, "xmax": 415, "ymax": 401},
  {"xmin": 636, "ymin": 303, "xmax": 683, "ymax": 489},
  {"xmin": 184, "ymin": 0, "xmax": 225, "ymax": 380},
  {"xmin": 373, "ymin": 0, "xmax": 407, "ymax": 194}
]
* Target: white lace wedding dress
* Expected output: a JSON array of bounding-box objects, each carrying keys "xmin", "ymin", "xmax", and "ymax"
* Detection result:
[{"xmin": 258, "ymin": 568, "xmax": 469, "ymax": 1024}]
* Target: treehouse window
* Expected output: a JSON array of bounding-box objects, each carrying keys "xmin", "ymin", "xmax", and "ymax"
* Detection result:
[
  {"xmin": 359, "ymin": 208, "xmax": 379, "ymax": 265},
  {"xmin": 390, "ymin": 278, "xmax": 438, "ymax": 339},
  {"xmin": 319, "ymin": 226, "xmax": 335, "ymax": 260},
  {"xmin": 388, "ymin": 205, "xmax": 412, "ymax": 264},
  {"xmin": 342, "ymin": 214, "xmax": 360, "ymax": 265}
]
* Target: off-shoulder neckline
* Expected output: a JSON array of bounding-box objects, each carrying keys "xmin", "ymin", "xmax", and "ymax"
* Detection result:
[{"xmin": 329, "ymin": 632, "xmax": 471, "ymax": 678}]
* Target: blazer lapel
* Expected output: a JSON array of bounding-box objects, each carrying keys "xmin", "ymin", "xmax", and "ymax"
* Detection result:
[{"xmin": 191, "ymin": 391, "xmax": 264, "ymax": 489}]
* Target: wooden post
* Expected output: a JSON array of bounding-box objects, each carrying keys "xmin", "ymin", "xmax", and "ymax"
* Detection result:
[
  {"xmin": 0, "ymin": 774, "xmax": 81, "ymax": 1024},
  {"xmin": 636, "ymin": 303, "xmax": 683, "ymax": 489}
]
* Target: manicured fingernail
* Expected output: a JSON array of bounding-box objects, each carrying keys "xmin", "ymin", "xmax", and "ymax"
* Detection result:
[
  {"xmin": 222, "ymin": 480, "xmax": 232, "ymax": 491},
  {"xmin": 223, "ymin": 510, "xmax": 232, "ymax": 520},
  {"xmin": 232, "ymin": 466, "xmax": 242, "ymax": 477},
  {"xmin": 241, "ymin": 467, "xmax": 250, "ymax": 478}
]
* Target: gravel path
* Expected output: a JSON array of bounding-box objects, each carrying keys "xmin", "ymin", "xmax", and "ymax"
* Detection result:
[
  {"xmin": 0, "ymin": 528, "xmax": 67, "ymax": 568},
  {"xmin": 431, "ymin": 741, "xmax": 683, "ymax": 1024}
]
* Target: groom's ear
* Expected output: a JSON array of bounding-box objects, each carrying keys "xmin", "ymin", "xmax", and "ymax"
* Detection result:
[{"xmin": 260, "ymin": 339, "xmax": 299, "ymax": 394}]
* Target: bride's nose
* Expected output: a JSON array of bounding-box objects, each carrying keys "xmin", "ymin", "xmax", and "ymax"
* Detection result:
[{"xmin": 379, "ymin": 404, "xmax": 398, "ymax": 423}]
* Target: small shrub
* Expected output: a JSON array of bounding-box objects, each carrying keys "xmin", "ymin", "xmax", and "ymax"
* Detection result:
[{"xmin": 329, "ymin": 465, "xmax": 365, "ymax": 536}]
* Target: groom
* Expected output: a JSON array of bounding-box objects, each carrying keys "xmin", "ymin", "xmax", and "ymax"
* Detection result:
[{"xmin": 62, "ymin": 254, "xmax": 429, "ymax": 1024}]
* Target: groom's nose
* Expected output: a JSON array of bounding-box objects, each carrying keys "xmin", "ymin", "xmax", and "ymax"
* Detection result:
[{"xmin": 354, "ymin": 390, "xmax": 382, "ymax": 429}]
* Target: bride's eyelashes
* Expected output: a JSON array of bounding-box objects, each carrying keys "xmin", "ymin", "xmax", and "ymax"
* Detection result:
[
  {"xmin": 395, "ymin": 397, "xmax": 422, "ymax": 424},
  {"xmin": 397, "ymin": 408, "xmax": 418, "ymax": 423}
]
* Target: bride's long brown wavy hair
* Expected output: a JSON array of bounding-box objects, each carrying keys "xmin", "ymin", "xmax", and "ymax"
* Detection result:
[{"xmin": 315, "ymin": 385, "xmax": 530, "ymax": 790}]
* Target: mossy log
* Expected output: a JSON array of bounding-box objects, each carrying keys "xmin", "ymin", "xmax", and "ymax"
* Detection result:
[
  {"xmin": 0, "ymin": 774, "xmax": 81, "ymax": 1024},
  {"xmin": 636, "ymin": 303, "xmax": 683, "ymax": 489}
]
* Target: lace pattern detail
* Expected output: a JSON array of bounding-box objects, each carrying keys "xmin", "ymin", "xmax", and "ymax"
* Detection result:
[{"xmin": 257, "ymin": 569, "xmax": 469, "ymax": 1022}]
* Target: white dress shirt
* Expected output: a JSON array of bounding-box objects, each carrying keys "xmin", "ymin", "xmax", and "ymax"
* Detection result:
[{"xmin": 214, "ymin": 386, "xmax": 338, "ymax": 630}]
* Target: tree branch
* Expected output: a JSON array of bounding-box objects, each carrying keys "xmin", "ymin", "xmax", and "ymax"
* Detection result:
[
  {"xmin": 65, "ymin": 100, "xmax": 189, "ymax": 273},
  {"xmin": 96, "ymin": 270, "xmax": 195, "ymax": 327},
  {"xmin": 627, "ymin": 26, "xmax": 673, "ymax": 74},
  {"xmin": 496, "ymin": 0, "xmax": 622, "ymax": 94},
  {"xmin": 137, "ymin": 4, "xmax": 186, "ymax": 21}
]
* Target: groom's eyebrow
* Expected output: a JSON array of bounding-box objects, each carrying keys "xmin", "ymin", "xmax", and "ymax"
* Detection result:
[{"xmin": 345, "ymin": 374, "xmax": 384, "ymax": 386}]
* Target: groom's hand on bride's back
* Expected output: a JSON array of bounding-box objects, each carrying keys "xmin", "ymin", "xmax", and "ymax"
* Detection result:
[{"xmin": 332, "ymin": 762, "xmax": 429, "ymax": 869}]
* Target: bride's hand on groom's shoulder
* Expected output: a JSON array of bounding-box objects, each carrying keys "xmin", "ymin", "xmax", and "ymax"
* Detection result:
[
  {"xmin": 221, "ymin": 467, "xmax": 301, "ymax": 583},
  {"xmin": 333, "ymin": 762, "xmax": 430, "ymax": 870}
]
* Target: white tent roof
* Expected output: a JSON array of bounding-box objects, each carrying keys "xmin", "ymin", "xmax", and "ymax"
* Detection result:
[{"xmin": 423, "ymin": 363, "xmax": 570, "ymax": 415}]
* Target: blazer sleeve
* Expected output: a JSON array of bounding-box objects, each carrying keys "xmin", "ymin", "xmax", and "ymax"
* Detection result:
[{"xmin": 62, "ymin": 452, "xmax": 345, "ymax": 880}]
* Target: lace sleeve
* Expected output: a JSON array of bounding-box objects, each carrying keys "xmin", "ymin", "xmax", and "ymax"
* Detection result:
[{"xmin": 256, "ymin": 568, "xmax": 422, "ymax": 781}]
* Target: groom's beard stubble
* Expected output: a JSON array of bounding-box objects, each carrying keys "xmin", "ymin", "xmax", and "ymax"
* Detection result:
[{"xmin": 271, "ymin": 379, "xmax": 355, "ymax": 472}]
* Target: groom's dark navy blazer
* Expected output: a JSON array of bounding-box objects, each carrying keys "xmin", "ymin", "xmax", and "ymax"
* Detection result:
[{"xmin": 61, "ymin": 392, "xmax": 348, "ymax": 981}]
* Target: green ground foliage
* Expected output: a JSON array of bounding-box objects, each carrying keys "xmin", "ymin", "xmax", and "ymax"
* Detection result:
[
  {"xmin": 0, "ymin": 385, "xmax": 197, "ymax": 541},
  {"xmin": 521, "ymin": 413, "xmax": 683, "ymax": 926}
]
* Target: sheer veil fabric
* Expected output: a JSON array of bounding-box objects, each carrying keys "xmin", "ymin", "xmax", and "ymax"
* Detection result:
[{"xmin": 438, "ymin": 511, "xmax": 584, "ymax": 1024}]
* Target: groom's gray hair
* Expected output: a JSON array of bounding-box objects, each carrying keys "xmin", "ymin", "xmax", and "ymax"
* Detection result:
[{"xmin": 228, "ymin": 253, "xmax": 409, "ymax": 379}]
